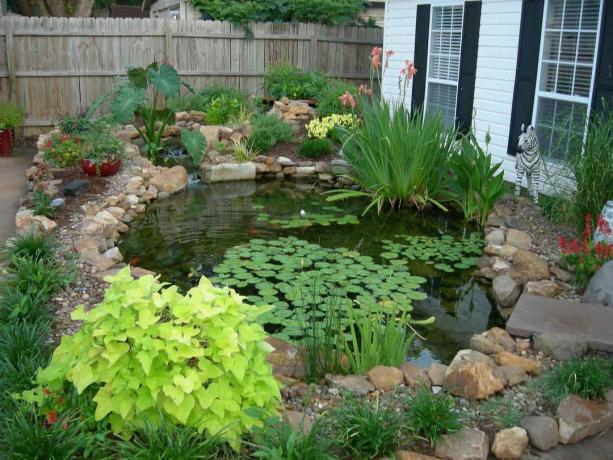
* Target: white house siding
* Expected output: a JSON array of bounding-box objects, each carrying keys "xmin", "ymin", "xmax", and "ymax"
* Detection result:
[{"xmin": 382, "ymin": 0, "xmax": 523, "ymax": 181}]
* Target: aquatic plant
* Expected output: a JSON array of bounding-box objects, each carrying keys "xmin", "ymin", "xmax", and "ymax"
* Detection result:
[
  {"xmin": 380, "ymin": 234, "xmax": 482, "ymax": 273},
  {"xmin": 211, "ymin": 236, "xmax": 427, "ymax": 341},
  {"xmin": 255, "ymin": 206, "xmax": 359, "ymax": 229}
]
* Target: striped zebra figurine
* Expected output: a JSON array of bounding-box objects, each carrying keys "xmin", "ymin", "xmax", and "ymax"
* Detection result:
[{"xmin": 515, "ymin": 124, "xmax": 542, "ymax": 203}]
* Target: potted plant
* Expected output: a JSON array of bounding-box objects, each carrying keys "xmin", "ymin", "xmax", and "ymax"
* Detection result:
[
  {"xmin": 0, "ymin": 102, "xmax": 24, "ymax": 157},
  {"xmin": 80, "ymin": 130, "xmax": 124, "ymax": 176}
]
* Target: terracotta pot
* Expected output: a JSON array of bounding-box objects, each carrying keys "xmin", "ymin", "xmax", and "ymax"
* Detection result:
[
  {"xmin": 0, "ymin": 129, "xmax": 15, "ymax": 157},
  {"xmin": 81, "ymin": 158, "xmax": 121, "ymax": 177}
]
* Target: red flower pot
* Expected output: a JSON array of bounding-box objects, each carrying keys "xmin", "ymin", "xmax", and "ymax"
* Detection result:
[
  {"xmin": 0, "ymin": 129, "xmax": 15, "ymax": 157},
  {"xmin": 81, "ymin": 158, "xmax": 122, "ymax": 177}
]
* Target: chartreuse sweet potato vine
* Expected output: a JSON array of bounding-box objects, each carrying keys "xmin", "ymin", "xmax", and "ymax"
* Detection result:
[{"xmin": 22, "ymin": 267, "xmax": 280, "ymax": 448}]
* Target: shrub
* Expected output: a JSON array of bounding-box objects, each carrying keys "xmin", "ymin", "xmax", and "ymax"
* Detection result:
[
  {"xmin": 306, "ymin": 114, "xmax": 359, "ymax": 140},
  {"xmin": 541, "ymin": 357, "xmax": 613, "ymax": 403},
  {"xmin": 0, "ymin": 101, "xmax": 24, "ymax": 130},
  {"xmin": 252, "ymin": 416, "xmax": 335, "ymax": 460},
  {"xmin": 31, "ymin": 190, "xmax": 55, "ymax": 219},
  {"xmin": 405, "ymin": 387, "xmax": 462, "ymax": 446},
  {"xmin": 41, "ymin": 133, "xmax": 84, "ymax": 167},
  {"xmin": 0, "ymin": 287, "xmax": 50, "ymax": 323},
  {"xmin": 264, "ymin": 64, "xmax": 327, "ymax": 100},
  {"xmin": 80, "ymin": 129, "xmax": 124, "ymax": 165},
  {"xmin": 316, "ymin": 80, "xmax": 359, "ymax": 118},
  {"xmin": 25, "ymin": 267, "xmax": 280, "ymax": 447},
  {"xmin": 298, "ymin": 138, "xmax": 333, "ymax": 159},
  {"xmin": 449, "ymin": 132, "xmax": 506, "ymax": 227},
  {"xmin": 4, "ymin": 232, "xmax": 56, "ymax": 263},
  {"xmin": 232, "ymin": 138, "xmax": 260, "ymax": 162},
  {"xmin": 5, "ymin": 256, "xmax": 69, "ymax": 302},
  {"xmin": 59, "ymin": 116, "xmax": 93, "ymax": 135},
  {"xmin": 205, "ymin": 95, "xmax": 243, "ymax": 125},
  {"xmin": 248, "ymin": 114, "xmax": 294, "ymax": 153},
  {"xmin": 328, "ymin": 98, "xmax": 457, "ymax": 213},
  {"xmin": 329, "ymin": 396, "xmax": 403, "ymax": 458}
]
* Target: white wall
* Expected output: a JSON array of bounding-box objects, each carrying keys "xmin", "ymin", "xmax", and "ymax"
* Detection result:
[{"xmin": 382, "ymin": 0, "xmax": 523, "ymax": 181}]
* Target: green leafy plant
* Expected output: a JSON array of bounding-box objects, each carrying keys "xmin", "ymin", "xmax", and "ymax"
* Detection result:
[
  {"xmin": 541, "ymin": 357, "xmax": 613, "ymax": 404},
  {"xmin": 59, "ymin": 95, "xmax": 111, "ymax": 136},
  {"xmin": 264, "ymin": 64, "xmax": 327, "ymax": 100},
  {"xmin": 327, "ymin": 98, "xmax": 458, "ymax": 213},
  {"xmin": 316, "ymin": 80, "xmax": 359, "ymax": 118},
  {"xmin": 4, "ymin": 232, "xmax": 57, "ymax": 264},
  {"xmin": 31, "ymin": 190, "xmax": 55, "ymax": 219},
  {"xmin": 449, "ymin": 132, "xmax": 506, "ymax": 227},
  {"xmin": 256, "ymin": 207, "xmax": 358, "ymax": 229},
  {"xmin": 0, "ymin": 287, "xmax": 50, "ymax": 323},
  {"xmin": 247, "ymin": 114, "xmax": 294, "ymax": 153},
  {"xmin": 80, "ymin": 129, "xmax": 124, "ymax": 166},
  {"xmin": 181, "ymin": 128, "xmax": 207, "ymax": 166},
  {"xmin": 298, "ymin": 138, "xmax": 333, "ymax": 159},
  {"xmin": 25, "ymin": 267, "xmax": 280, "ymax": 448},
  {"xmin": 329, "ymin": 395, "xmax": 403, "ymax": 459},
  {"xmin": 342, "ymin": 306, "xmax": 432, "ymax": 374},
  {"xmin": 41, "ymin": 133, "xmax": 84, "ymax": 167},
  {"xmin": 405, "ymin": 387, "xmax": 462, "ymax": 446},
  {"xmin": 205, "ymin": 95, "xmax": 243, "ymax": 125},
  {"xmin": 252, "ymin": 415, "xmax": 335, "ymax": 460},
  {"xmin": 106, "ymin": 414, "xmax": 225, "ymax": 459},
  {"xmin": 232, "ymin": 138, "xmax": 259, "ymax": 162},
  {"xmin": 0, "ymin": 101, "xmax": 24, "ymax": 130},
  {"xmin": 5, "ymin": 256, "xmax": 69, "ymax": 302}
]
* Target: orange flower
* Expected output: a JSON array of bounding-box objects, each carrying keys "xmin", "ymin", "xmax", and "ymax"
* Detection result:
[
  {"xmin": 46, "ymin": 410, "xmax": 58, "ymax": 424},
  {"xmin": 400, "ymin": 60, "xmax": 418, "ymax": 80},
  {"xmin": 370, "ymin": 46, "xmax": 383, "ymax": 68},
  {"xmin": 339, "ymin": 91, "xmax": 357, "ymax": 109},
  {"xmin": 358, "ymin": 84, "xmax": 372, "ymax": 96}
]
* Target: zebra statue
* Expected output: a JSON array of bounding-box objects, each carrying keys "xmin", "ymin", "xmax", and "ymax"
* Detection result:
[{"xmin": 516, "ymin": 124, "xmax": 542, "ymax": 203}]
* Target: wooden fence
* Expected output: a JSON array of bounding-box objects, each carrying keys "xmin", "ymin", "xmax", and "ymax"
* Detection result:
[{"xmin": 0, "ymin": 16, "xmax": 382, "ymax": 135}]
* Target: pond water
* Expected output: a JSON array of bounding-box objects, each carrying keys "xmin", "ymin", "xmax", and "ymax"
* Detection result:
[{"xmin": 119, "ymin": 181, "xmax": 503, "ymax": 365}]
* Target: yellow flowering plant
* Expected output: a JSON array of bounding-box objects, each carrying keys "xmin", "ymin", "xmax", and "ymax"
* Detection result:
[{"xmin": 306, "ymin": 114, "xmax": 359, "ymax": 139}]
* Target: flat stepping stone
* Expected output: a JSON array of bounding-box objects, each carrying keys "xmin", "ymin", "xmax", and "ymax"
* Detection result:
[{"xmin": 506, "ymin": 294, "xmax": 613, "ymax": 352}]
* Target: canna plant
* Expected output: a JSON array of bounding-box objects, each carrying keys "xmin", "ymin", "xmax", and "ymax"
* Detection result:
[{"xmin": 22, "ymin": 267, "xmax": 280, "ymax": 448}]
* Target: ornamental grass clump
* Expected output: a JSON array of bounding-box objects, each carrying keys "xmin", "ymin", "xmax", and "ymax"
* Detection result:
[{"xmin": 24, "ymin": 267, "xmax": 281, "ymax": 448}]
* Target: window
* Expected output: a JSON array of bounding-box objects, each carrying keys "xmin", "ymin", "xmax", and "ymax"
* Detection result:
[
  {"xmin": 533, "ymin": 0, "xmax": 602, "ymax": 160},
  {"xmin": 425, "ymin": 4, "xmax": 464, "ymax": 128}
]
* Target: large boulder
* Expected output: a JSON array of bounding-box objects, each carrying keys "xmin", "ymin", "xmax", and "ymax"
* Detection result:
[
  {"xmin": 557, "ymin": 394, "xmax": 613, "ymax": 444},
  {"xmin": 492, "ymin": 275, "xmax": 521, "ymax": 307},
  {"xmin": 367, "ymin": 365, "xmax": 404, "ymax": 392},
  {"xmin": 505, "ymin": 229, "xmax": 532, "ymax": 250},
  {"xmin": 533, "ymin": 333, "xmax": 587, "ymax": 361},
  {"xmin": 512, "ymin": 249, "xmax": 550, "ymax": 281},
  {"xmin": 149, "ymin": 165, "xmax": 188, "ymax": 195},
  {"xmin": 444, "ymin": 350, "xmax": 503, "ymax": 400},
  {"xmin": 520, "ymin": 415, "xmax": 559, "ymax": 451},
  {"xmin": 491, "ymin": 427, "xmax": 529, "ymax": 459},
  {"xmin": 485, "ymin": 229, "xmax": 505, "ymax": 246},
  {"xmin": 202, "ymin": 162, "xmax": 256, "ymax": 183},
  {"xmin": 582, "ymin": 260, "xmax": 613, "ymax": 306},
  {"xmin": 435, "ymin": 427, "xmax": 489, "ymax": 460}
]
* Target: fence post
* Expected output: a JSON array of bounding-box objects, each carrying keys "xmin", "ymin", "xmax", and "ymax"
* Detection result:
[{"xmin": 5, "ymin": 21, "xmax": 17, "ymax": 103}]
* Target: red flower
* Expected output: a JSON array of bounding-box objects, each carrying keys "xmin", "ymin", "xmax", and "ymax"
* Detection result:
[
  {"xmin": 597, "ymin": 215, "xmax": 612, "ymax": 236},
  {"xmin": 46, "ymin": 410, "xmax": 58, "ymax": 424},
  {"xmin": 339, "ymin": 91, "xmax": 357, "ymax": 109},
  {"xmin": 42, "ymin": 387, "xmax": 52, "ymax": 396}
]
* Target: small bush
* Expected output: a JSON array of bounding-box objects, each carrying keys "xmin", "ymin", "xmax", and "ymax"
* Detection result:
[
  {"xmin": 306, "ymin": 114, "xmax": 359, "ymax": 140},
  {"xmin": 41, "ymin": 133, "xmax": 84, "ymax": 168},
  {"xmin": 4, "ymin": 232, "xmax": 56, "ymax": 263},
  {"xmin": 264, "ymin": 64, "xmax": 327, "ymax": 100},
  {"xmin": 5, "ymin": 256, "xmax": 69, "ymax": 301},
  {"xmin": 542, "ymin": 357, "xmax": 613, "ymax": 403},
  {"xmin": 252, "ymin": 416, "xmax": 335, "ymax": 460},
  {"xmin": 0, "ymin": 287, "xmax": 50, "ymax": 323},
  {"xmin": 405, "ymin": 387, "xmax": 462, "ymax": 445},
  {"xmin": 329, "ymin": 396, "xmax": 403, "ymax": 458},
  {"xmin": 316, "ymin": 80, "xmax": 359, "ymax": 118},
  {"xmin": 31, "ymin": 190, "xmax": 55, "ymax": 219},
  {"xmin": 298, "ymin": 139, "xmax": 333, "ymax": 159},
  {"xmin": 205, "ymin": 95, "xmax": 243, "ymax": 125},
  {"xmin": 248, "ymin": 114, "xmax": 294, "ymax": 153},
  {"xmin": 59, "ymin": 116, "xmax": 93, "ymax": 135}
]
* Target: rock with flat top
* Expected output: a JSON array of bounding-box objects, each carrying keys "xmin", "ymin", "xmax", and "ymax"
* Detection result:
[
  {"xmin": 557, "ymin": 394, "xmax": 613, "ymax": 444},
  {"xmin": 435, "ymin": 427, "xmax": 489, "ymax": 460},
  {"xmin": 513, "ymin": 249, "xmax": 549, "ymax": 281},
  {"xmin": 506, "ymin": 229, "xmax": 532, "ymax": 250},
  {"xmin": 495, "ymin": 351, "xmax": 541, "ymax": 375},
  {"xmin": 367, "ymin": 365, "xmax": 403, "ymax": 392},
  {"xmin": 202, "ymin": 162, "xmax": 256, "ymax": 183},
  {"xmin": 394, "ymin": 451, "xmax": 438, "ymax": 460},
  {"xmin": 326, "ymin": 374, "xmax": 374, "ymax": 396},
  {"xmin": 149, "ymin": 166, "xmax": 188, "ymax": 194},
  {"xmin": 533, "ymin": 333, "xmax": 587, "ymax": 361},
  {"xmin": 523, "ymin": 280, "xmax": 560, "ymax": 298}
]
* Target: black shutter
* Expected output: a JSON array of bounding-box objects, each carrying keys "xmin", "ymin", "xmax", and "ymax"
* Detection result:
[
  {"xmin": 507, "ymin": 0, "xmax": 544, "ymax": 156},
  {"xmin": 592, "ymin": 0, "xmax": 613, "ymax": 113},
  {"xmin": 455, "ymin": 1, "xmax": 482, "ymax": 134},
  {"xmin": 412, "ymin": 4, "xmax": 431, "ymax": 114}
]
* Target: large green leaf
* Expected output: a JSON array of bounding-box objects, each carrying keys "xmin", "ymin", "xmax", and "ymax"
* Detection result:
[
  {"xmin": 148, "ymin": 63, "xmax": 180, "ymax": 98},
  {"xmin": 111, "ymin": 85, "xmax": 146, "ymax": 123},
  {"xmin": 181, "ymin": 128, "xmax": 206, "ymax": 166},
  {"xmin": 127, "ymin": 67, "xmax": 149, "ymax": 89}
]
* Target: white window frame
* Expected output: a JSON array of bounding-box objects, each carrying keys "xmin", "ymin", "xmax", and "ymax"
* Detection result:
[
  {"xmin": 531, "ymin": 0, "xmax": 604, "ymax": 160},
  {"xmin": 424, "ymin": 1, "xmax": 465, "ymax": 126}
]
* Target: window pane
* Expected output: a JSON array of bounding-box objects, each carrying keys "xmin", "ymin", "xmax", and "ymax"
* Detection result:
[
  {"xmin": 536, "ymin": 97, "xmax": 587, "ymax": 161},
  {"xmin": 577, "ymin": 32, "xmax": 596, "ymax": 62},
  {"xmin": 581, "ymin": 0, "xmax": 600, "ymax": 29},
  {"xmin": 427, "ymin": 83, "xmax": 457, "ymax": 129},
  {"xmin": 543, "ymin": 31, "xmax": 561, "ymax": 60}
]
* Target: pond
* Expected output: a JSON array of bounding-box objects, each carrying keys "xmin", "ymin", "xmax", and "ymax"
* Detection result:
[{"xmin": 119, "ymin": 181, "xmax": 503, "ymax": 365}]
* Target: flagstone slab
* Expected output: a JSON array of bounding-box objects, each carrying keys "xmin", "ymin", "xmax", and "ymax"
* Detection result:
[{"xmin": 506, "ymin": 294, "xmax": 613, "ymax": 352}]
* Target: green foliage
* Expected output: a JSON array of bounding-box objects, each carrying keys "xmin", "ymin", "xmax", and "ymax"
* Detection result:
[
  {"xmin": 80, "ymin": 129, "xmax": 124, "ymax": 165},
  {"xmin": 316, "ymin": 80, "xmax": 359, "ymax": 118},
  {"xmin": 41, "ymin": 133, "xmax": 84, "ymax": 167},
  {"xmin": 106, "ymin": 414, "xmax": 225, "ymax": 459},
  {"xmin": 0, "ymin": 405, "xmax": 93, "ymax": 460},
  {"xmin": 4, "ymin": 232, "xmax": 57, "ymax": 264},
  {"xmin": 60, "ymin": 116, "xmax": 94, "ymax": 136},
  {"xmin": 31, "ymin": 190, "xmax": 55, "ymax": 219},
  {"xmin": 264, "ymin": 64, "xmax": 327, "ymax": 100},
  {"xmin": 205, "ymin": 95, "xmax": 242, "ymax": 125},
  {"xmin": 210, "ymin": 236, "xmax": 428, "ymax": 342},
  {"xmin": 111, "ymin": 61, "xmax": 182, "ymax": 162},
  {"xmin": 180, "ymin": 128, "xmax": 206, "ymax": 166},
  {"xmin": 0, "ymin": 287, "xmax": 50, "ymax": 324},
  {"xmin": 405, "ymin": 388, "xmax": 462, "ymax": 445},
  {"xmin": 298, "ymin": 138, "xmax": 333, "ymax": 159},
  {"xmin": 4, "ymin": 256, "xmax": 69, "ymax": 302},
  {"xmin": 329, "ymin": 396, "xmax": 403, "ymax": 458},
  {"xmin": 255, "ymin": 206, "xmax": 358, "ymax": 229},
  {"xmin": 330, "ymin": 97, "xmax": 458, "ymax": 213},
  {"xmin": 449, "ymin": 132, "xmax": 506, "ymax": 227},
  {"xmin": 342, "ymin": 307, "xmax": 431, "ymax": 374},
  {"xmin": 191, "ymin": 0, "xmax": 368, "ymax": 27},
  {"xmin": 232, "ymin": 138, "xmax": 260, "ymax": 162},
  {"xmin": 0, "ymin": 101, "xmax": 24, "ymax": 130},
  {"xmin": 541, "ymin": 357, "xmax": 613, "ymax": 404},
  {"xmin": 380, "ymin": 233, "xmax": 483, "ymax": 273},
  {"xmin": 476, "ymin": 396, "xmax": 523, "ymax": 430},
  {"xmin": 247, "ymin": 114, "xmax": 294, "ymax": 152},
  {"xmin": 27, "ymin": 267, "xmax": 280, "ymax": 447}
]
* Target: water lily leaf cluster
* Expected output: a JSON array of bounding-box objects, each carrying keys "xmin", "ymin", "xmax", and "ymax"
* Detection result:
[
  {"xmin": 254, "ymin": 206, "xmax": 359, "ymax": 229},
  {"xmin": 210, "ymin": 236, "xmax": 428, "ymax": 341},
  {"xmin": 380, "ymin": 234, "xmax": 482, "ymax": 273},
  {"xmin": 23, "ymin": 267, "xmax": 280, "ymax": 448}
]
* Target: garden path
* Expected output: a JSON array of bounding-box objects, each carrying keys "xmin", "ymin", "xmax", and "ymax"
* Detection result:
[{"xmin": 0, "ymin": 148, "xmax": 33, "ymax": 246}]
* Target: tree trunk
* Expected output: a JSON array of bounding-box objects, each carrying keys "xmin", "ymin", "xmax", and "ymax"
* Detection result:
[
  {"xmin": 73, "ymin": 0, "xmax": 94, "ymax": 17},
  {"xmin": 14, "ymin": 0, "xmax": 34, "ymax": 16},
  {"xmin": 43, "ymin": 0, "xmax": 69, "ymax": 16}
]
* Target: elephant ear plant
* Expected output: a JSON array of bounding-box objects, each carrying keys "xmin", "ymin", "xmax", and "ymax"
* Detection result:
[{"xmin": 111, "ymin": 61, "xmax": 204, "ymax": 164}]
